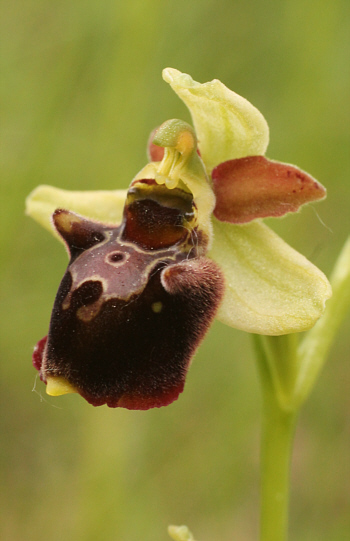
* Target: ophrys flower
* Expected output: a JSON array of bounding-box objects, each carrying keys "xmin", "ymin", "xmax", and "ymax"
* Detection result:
[{"xmin": 27, "ymin": 69, "xmax": 331, "ymax": 409}]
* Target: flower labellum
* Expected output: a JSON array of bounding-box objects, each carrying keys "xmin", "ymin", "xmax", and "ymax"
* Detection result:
[
  {"xmin": 31, "ymin": 121, "xmax": 224, "ymax": 409},
  {"xmin": 27, "ymin": 69, "xmax": 332, "ymax": 409}
]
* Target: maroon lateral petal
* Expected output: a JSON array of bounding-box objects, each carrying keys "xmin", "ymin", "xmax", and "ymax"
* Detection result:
[{"xmin": 212, "ymin": 156, "xmax": 327, "ymax": 224}]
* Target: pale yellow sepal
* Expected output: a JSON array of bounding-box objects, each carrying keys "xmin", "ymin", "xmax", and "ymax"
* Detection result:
[
  {"xmin": 209, "ymin": 218, "xmax": 332, "ymax": 335},
  {"xmin": 163, "ymin": 68, "xmax": 269, "ymax": 173},
  {"xmin": 168, "ymin": 525, "xmax": 196, "ymax": 541},
  {"xmin": 26, "ymin": 185, "xmax": 127, "ymax": 241},
  {"xmin": 46, "ymin": 376, "xmax": 78, "ymax": 396}
]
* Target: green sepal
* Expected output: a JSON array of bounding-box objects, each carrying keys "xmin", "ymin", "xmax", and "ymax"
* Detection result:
[
  {"xmin": 26, "ymin": 185, "xmax": 127, "ymax": 241},
  {"xmin": 163, "ymin": 68, "xmax": 269, "ymax": 173},
  {"xmin": 209, "ymin": 218, "xmax": 332, "ymax": 335}
]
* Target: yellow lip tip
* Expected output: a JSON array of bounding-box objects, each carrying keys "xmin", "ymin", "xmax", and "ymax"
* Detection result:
[{"xmin": 46, "ymin": 376, "xmax": 77, "ymax": 397}]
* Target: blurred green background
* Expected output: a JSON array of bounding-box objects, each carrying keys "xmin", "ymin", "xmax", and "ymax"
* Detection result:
[{"xmin": 1, "ymin": 1, "xmax": 349, "ymax": 540}]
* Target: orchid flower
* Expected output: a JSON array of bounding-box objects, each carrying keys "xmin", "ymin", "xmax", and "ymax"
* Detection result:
[{"xmin": 26, "ymin": 68, "xmax": 331, "ymax": 410}]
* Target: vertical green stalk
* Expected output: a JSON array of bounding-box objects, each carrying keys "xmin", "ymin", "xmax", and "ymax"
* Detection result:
[
  {"xmin": 253, "ymin": 334, "xmax": 298, "ymax": 541},
  {"xmin": 260, "ymin": 394, "xmax": 297, "ymax": 541}
]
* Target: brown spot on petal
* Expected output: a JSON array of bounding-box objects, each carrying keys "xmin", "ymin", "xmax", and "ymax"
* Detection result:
[{"xmin": 212, "ymin": 156, "xmax": 327, "ymax": 224}]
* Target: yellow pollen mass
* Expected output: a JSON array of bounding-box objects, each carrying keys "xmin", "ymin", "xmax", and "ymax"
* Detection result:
[{"xmin": 176, "ymin": 130, "xmax": 195, "ymax": 155}]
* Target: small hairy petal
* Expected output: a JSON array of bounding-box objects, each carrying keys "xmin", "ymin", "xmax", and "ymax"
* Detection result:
[
  {"xmin": 26, "ymin": 185, "xmax": 127, "ymax": 241},
  {"xmin": 163, "ymin": 68, "xmax": 269, "ymax": 173},
  {"xmin": 209, "ymin": 218, "xmax": 332, "ymax": 335},
  {"xmin": 213, "ymin": 156, "xmax": 327, "ymax": 224}
]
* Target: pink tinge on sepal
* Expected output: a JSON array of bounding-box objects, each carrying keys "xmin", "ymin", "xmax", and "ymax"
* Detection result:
[{"xmin": 212, "ymin": 156, "xmax": 326, "ymax": 224}]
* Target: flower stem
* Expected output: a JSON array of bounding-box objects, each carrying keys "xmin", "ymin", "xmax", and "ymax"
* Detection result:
[
  {"xmin": 260, "ymin": 394, "xmax": 297, "ymax": 541},
  {"xmin": 253, "ymin": 334, "xmax": 298, "ymax": 541}
]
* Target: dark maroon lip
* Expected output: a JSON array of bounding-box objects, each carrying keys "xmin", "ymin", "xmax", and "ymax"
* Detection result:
[{"xmin": 38, "ymin": 181, "xmax": 224, "ymax": 410}]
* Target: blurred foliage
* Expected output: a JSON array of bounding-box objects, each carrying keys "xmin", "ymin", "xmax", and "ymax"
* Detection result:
[{"xmin": 1, "ymin": 1, "xmax": 349, "ymax": 540}]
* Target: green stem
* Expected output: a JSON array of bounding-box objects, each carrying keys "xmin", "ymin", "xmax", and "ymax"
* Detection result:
[
  {"xmin": 260, "ymin": 395, "xmax": 297, "ymax": 541},
  {"xmin": 253, "ymin": 335, "xmax": 298, "ymax": 541}
]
